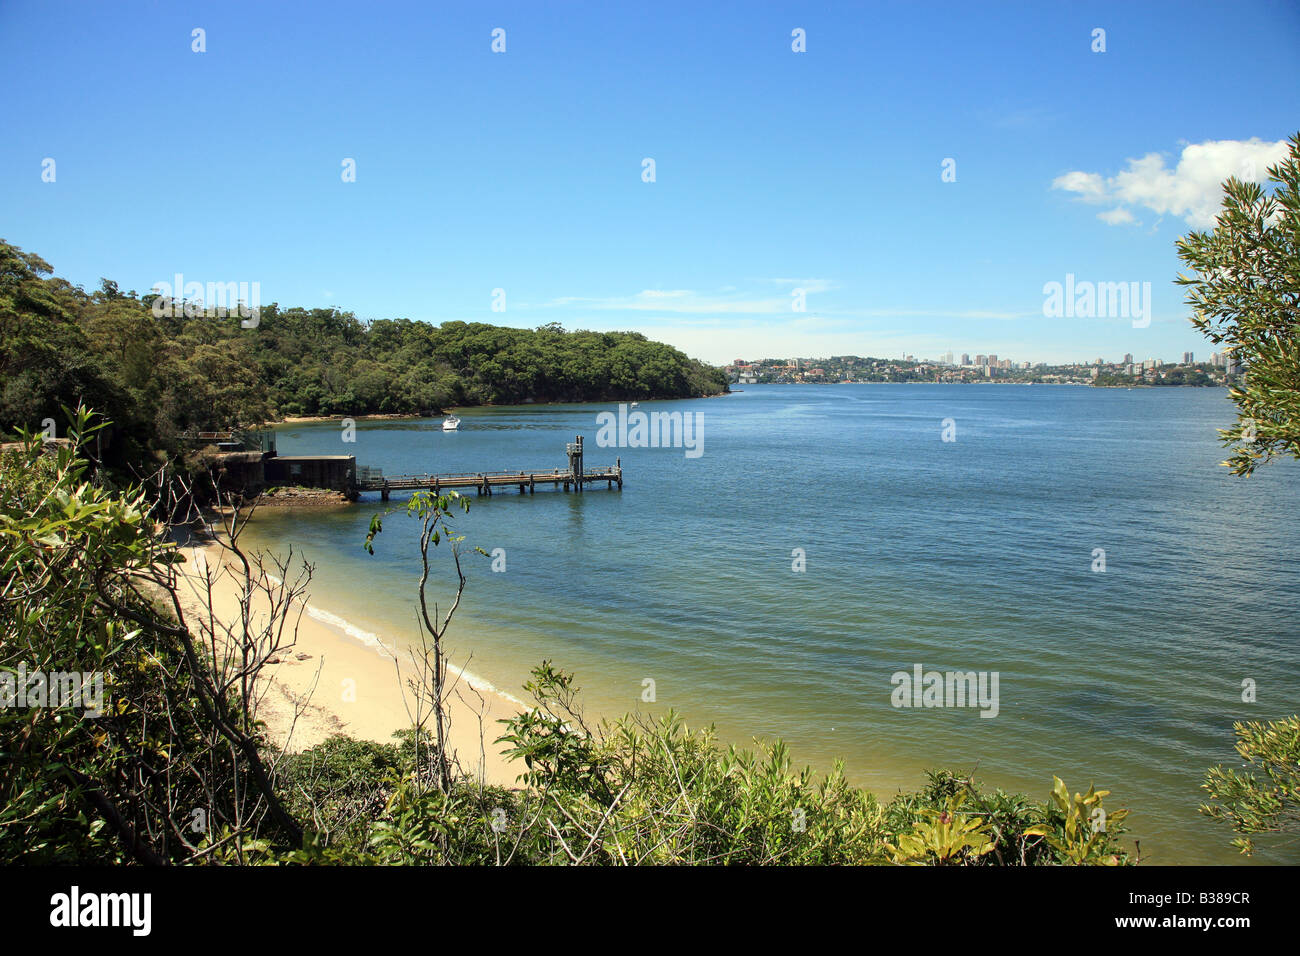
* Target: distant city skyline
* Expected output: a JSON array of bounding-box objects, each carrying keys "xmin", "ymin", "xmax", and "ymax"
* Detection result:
[
  {"xmin": 726, "ymin": 348, "xmax": 1235, "ymax": 386},
  {"xmin": 729, "ymin": 349, "xmax": 1222, "ymax": 369}
]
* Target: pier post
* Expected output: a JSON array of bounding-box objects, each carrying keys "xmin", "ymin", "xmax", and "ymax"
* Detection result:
[{"xmin": 566, "ymin": 434, "xmax": 585, "ymax": 494}]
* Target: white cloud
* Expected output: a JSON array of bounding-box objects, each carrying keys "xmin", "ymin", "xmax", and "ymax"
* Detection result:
[
  {"xmin": 1053, "ymin": 170, "xmax": 1107, "ymax": 201},
  {"xmin": 633, "ymin": 322, "xmax": 948, "ymax": 366},
  {"xmin": 548, "ymin": 281, "xmax": 836, "ymax": 316},
  {"xmin": 543, "ymin": 289, "xmax": 1031, "ymax": 323},
  {"xmin": 1097, "ymin": 208, "xmax": 1136, "ymax": 226},
  {"xmin": 549, "ymin": 289, "xmax": 791, "ymax": 314},
  {"xmin": 1053, "ymin": 138, "xmax": 1288, "ymax": 227}
]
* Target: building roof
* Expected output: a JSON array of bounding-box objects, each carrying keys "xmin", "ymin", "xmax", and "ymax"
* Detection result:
[{"xmin": 271, "ymin": 455, "xmax": 356, "ymax": 461}]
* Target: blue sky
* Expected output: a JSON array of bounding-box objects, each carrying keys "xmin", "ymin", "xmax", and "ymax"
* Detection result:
[{"xmin": 2, "ymin": 0, "xmax": 1297, "ymax": 366}]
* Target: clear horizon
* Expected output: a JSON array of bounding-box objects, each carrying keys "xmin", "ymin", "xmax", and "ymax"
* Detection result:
[{"xmin": 2, "ymin": 1, "xmax": 1297, "ymax": 367}]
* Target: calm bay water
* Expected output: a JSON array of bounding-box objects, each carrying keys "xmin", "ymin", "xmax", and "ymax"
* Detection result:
[{"xmin": 240, "ymin": 385, "xmax": 1300, "ymax": 864}]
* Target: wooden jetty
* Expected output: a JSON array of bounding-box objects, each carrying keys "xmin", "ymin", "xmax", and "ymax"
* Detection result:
[{"xmin": 355, "ymin": 435, "xmax": 622, "ymax": 500}]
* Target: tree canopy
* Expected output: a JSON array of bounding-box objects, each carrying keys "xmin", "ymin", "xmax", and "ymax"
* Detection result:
[
  {"xmin": 1177, "ymin": 131, "xmax": 1300, "ymax": 476},
  {"xmin": 0, "ymin": 240, "xmax": 729, "ymax": 466}
]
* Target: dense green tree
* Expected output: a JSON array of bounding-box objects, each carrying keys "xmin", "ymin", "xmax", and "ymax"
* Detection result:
[
  {"xmin": 1177, "ymin": 132, "xmax": 1300, "ymax": 476},
  {"xmin": 0, "ymin": 242, "xmax": 146, "ymax": 467},
  {"xmin": 1201, "ymin": 716, "xmax": 1300, "ymax": 855},
  {"xmin": 0, "ymin": 412, "xmax": 302, "ymax": 863},
  {"xmin": 0, "ymin": 239, "xmax": 728, "ymax": 480}
]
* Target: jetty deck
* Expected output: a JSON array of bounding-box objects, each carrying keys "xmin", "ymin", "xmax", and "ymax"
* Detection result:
[{"xmin": 354, "ymin": 435, "xmax": 622, "ymax": 499}]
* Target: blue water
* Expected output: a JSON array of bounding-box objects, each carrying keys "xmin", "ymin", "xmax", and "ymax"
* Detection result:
[{"xmin": 240, "ymin": 385, "xmax": 1300, "ymax": 864}]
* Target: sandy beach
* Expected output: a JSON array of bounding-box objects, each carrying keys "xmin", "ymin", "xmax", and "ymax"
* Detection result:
[
  {"xmin": 172, "ymin": 530, "xmax": 524, "ymax": 788},
  {"xmin": 276, "ymin": 413, "xmax": 435, "ymax": 425}
]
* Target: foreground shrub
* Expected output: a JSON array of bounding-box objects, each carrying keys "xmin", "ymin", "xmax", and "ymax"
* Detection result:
[{"xmin": 299, "ymin": 663, "xmax": 1137, "ymax": 866}]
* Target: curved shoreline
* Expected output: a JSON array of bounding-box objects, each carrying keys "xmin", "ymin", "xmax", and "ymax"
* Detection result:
[
  {"xmin": 265, "ymin": 392, "xmax": 732, "ymax": 427},
  {"xmin": 173, "ymin": 533, "xmax": 525, "ymax": 787}
]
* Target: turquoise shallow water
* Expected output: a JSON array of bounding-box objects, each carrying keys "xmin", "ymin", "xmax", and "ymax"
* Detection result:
[{"xmin": 238, "ymin": 385, "xmax": 1300, "ymax": 864}]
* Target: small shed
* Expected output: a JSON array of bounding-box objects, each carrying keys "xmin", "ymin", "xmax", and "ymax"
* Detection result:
[{"xmin": 264, "ymin": 455, "xmax": 356, "ymax": 493}]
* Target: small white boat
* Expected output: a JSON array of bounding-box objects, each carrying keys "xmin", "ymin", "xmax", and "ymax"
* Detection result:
[{"xmin": 442, "ymin": 415, "xmax": 460, "ymax": 431}]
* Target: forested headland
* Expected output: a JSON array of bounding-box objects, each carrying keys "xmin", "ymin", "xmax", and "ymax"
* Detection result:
[{"xmin": 0, "ymin": 239, "xmax": 728, "ymax": 466}]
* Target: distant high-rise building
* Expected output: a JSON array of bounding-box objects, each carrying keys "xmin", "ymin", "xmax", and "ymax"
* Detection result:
[
  {"xmin": 987, "ymin": 354, "xmax": 998, "ymax": 367},
  {"xmin": 975, "ymin": 354, "xmax": 987, "ymax": 366},
  {"xmin": 1183, "ymin": 351, "xmax": 1194, "ymax": 364},
  {"xmin": 960, "ymin": 353, "xmax": 970, "ymax": 366},
  {"xmin": 1123, "ymin": 353, "xmax": 1133, "ymax": 365}
]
